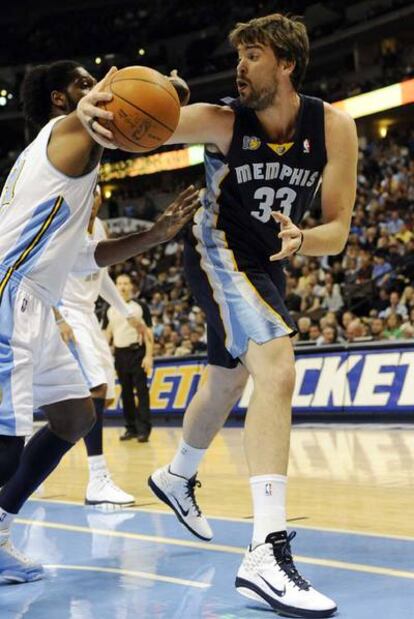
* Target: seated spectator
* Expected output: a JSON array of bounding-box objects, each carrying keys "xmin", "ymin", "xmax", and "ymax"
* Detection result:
[
  {"xmin": 320, "ymin": 278, "xmax": 344, "ymax": 313},
  {"xmin": 316, "ymin": 325, "xmax": 343, "ymax": 346},
  {"xmin": 346, "ymin": 319, "xmax": 370, "ymax": 342},
  {"xmin": 175, "ymin": 339, "xmax": 193, "ymax": 356},
  {"xmin": 383, "ymin": 312, "xmax": 404, "ymax": 339},
  {"xmin": 300, "ymin": 283, "xmax": 320, "ymax": 315},
  {"xmin": 297, "ymin": 316, "xmax": 312, "ymax": 342},
  {"xmin": 369, "ymin": 317, "xmax": 386, "ymax": 341},
  {"xmin": 190, "ymin": 331, "xmax": 207, "ymax": 353},
  {"xmin": 285, "ymin": 276, "xmax": 302, "ymax": 314},
  {"xmin": 372, "ymin": 250, "xmax": 392, "ymax": 287},
  {"xmin": 309, "ymin": 323, "xmax": 321, "ymax": 342},
  {"xmin": 379, "ymin": 291, "xmax": 408, "ymax": 320}
]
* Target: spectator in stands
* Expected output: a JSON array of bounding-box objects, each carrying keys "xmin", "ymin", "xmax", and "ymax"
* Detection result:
[
  {"xmin": 379, "ymin": 290, "xmax": 408, "ymax": 320},
  {"xmin": 383, "ymin": 313, "xmax": 404, "ymax": 339},
  {"xmin": 345, "ymin": 319, "xmax": 368, "ymax": 342},
  {"xmin": 369, "ymin": 317, "xmax": 386, "ymax": 341},
  {"xmin": 372, "ymin": 250, "xmax": 392, "ymax": 287},
  {"xmin": 401, "ymin": 308, "xmax": 414, "ymax": 339},
  {"xmin": 309, "ymin": 323, "xmax": 322, "ymax": 342},
  {"xmin": 316, "ymin": 325, "xmax": 342, "ymax": 346},
  {"xmin": 285, "ymin": 276, "xmax": 302, "ymax": 314},
  {"xmin": 385, "ymin": 209, "xmax": 405, "ymax": 235},
  {"xmin": 300, "ymin": 283, "xmax": 321, "ymax": 315},
  {"xmin": 320, "ymin": 276, "xmax": 344, "ymax": 313},
  {"xmin": 297, "ymin": 316, "xmax": 312, "ymax": 342}
]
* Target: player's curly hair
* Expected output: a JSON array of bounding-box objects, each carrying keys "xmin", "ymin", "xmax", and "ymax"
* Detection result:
[
  {"xmin": 20, "ymin": 60, "xmax": 81, "ymax": 131},
  {"xmin": 229, "ymin": 13, "xmax": 309, "ymax": 91}
]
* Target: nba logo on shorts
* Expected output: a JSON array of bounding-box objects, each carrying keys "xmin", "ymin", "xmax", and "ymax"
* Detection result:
[
  {"xmin": 265, "ymin": 483, "xmax": 272, "ymax": 496},
  {"xmin": 21, "ymin": 297, "xmax": 28, "ymax": 312},
  {"xmin": 303, "ymin": 138, "xmax": 311, "ymax": 153}
]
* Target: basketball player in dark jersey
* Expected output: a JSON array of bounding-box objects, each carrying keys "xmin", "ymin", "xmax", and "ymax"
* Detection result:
[{"xmin": 147, "ymin": 14, "xmax": 358, "ymax": 618}]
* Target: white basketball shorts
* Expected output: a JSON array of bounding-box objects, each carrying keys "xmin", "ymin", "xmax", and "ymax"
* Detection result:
[
  {"xmin": 0, "ymin": 276, "xmax": 90, "ymax": 437},
  {"xmin": 60, "ymin": 306, "xmax": 116, "ymax": 400}
]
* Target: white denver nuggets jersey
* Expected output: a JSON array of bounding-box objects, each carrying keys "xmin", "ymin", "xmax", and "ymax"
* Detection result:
[
  {"xmin": 0, "ymin": 116, "xmax": 99, "ymax": 305},
  {"xmin": 59, "ymin": 217, "xmax": 107, "ymax": 313}
]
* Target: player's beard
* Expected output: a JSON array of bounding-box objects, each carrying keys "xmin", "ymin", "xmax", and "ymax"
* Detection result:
[
  {"xmin": 242, "ymin": 80, "xmax": 278, "ymax": 111},
  {"xmin": 64, "ymin": 91, "xmax": 80, "ymax": 114}
]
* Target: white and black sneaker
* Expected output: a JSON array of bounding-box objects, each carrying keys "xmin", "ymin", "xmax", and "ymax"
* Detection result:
[
  {"xmin": 85, "ymin": 474, "xmax": 135, "ymax": 507},
  {"xmin": 236, "ymin": 531, "xmax": 337, "ymax": 618},
  {"xmin": 148, "ymin": 466, "xmax": 213, "ymax": 541}
]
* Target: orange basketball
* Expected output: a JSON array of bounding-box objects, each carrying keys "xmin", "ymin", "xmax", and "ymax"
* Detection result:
[{"xmin": 99, "ymin": 66, "xmax": 180, "ymax": 153}]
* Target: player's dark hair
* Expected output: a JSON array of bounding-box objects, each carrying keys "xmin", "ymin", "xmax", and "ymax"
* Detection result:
[
  {"xmin": 229, "ymin": 13, "xmax": 309, "ymax": 91},
  {"xmin": 20, "ymin": 60, "xmax": 81, "ymax": 131}
]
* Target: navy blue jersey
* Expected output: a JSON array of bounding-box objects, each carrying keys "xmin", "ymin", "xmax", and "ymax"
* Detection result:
[
  {"xmin": 193, "ymin": 94, "xmax": 327, "ymax": 268},
  {"xmin": 185, "ymin": 95, "xmax": 327, "ymax": 365}
]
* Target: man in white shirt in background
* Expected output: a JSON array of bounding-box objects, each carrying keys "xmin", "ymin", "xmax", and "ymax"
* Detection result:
[
  {"xmin": 107, "ymin": 273, "xmax": 153, "ymax": 443},
  {"xmin": 55, "ymin": 186, "xmax": 140, "ymax": 506}
]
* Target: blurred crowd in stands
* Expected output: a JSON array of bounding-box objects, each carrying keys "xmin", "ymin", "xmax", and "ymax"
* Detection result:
[{"xmin": 100, "ymin": 130, "xmax": 414, "ymax": 357}]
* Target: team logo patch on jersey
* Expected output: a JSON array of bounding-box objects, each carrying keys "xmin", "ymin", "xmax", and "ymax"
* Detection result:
[
  {"xmin": 267, "ymin": 142, "xmax": 294, "ymax": 156},
  {"xmin": 303, "ymin": 138, "xmax": 311, "ymax": 153},
  {"xmin": 243, "ymin": 136, "xmax": 261, "ymax": 150}
]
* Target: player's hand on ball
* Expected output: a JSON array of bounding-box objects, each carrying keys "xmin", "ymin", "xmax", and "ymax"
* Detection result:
[
  {"xmin": 168, "ymin": 69, "xmax": 191, "ymax": 106},
  {"xmin": 58, "ymin": 320, "xmax": 76, "ymax": 345},
  {"xmin": 151, "ymin": 185, "xmax": 200, "ymax": 243},
  {"xmin": 269, "ymin": 211, "xmax": 303, "ymax": 261},
  {"xmin": 77, "ymin": 66, "xmax": 118, "ymax": 149}
]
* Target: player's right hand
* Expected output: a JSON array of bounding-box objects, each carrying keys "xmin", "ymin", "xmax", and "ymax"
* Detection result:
[
  {"xmin": 150, "ymin": 185, "xmax": 201, "ymax": 243},
  {"xmin": 77, "ymin": 66, "xmax": 118, "ymax": 149},
  {"xmin": 57, "ymin": 320, "xmax": 76, "ymax": 345}
]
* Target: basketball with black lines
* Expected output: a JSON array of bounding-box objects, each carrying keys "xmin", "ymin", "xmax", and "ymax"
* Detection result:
[{"xmin": 99, "ymin": 66, "xmax": 180, "ymax": 153}]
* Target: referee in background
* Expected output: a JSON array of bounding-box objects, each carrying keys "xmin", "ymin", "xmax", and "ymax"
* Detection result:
[{"xmin": 107, "ymin": 273, "xmax": 153, "ymax": 442}]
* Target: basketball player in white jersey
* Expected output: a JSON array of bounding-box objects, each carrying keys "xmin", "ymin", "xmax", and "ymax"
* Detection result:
[
  {"xmin": 56, "ymin": 185, "xmax": 142, "ymax": 506},
  {"xmin": 0, "ymin": 59, "xmax": 198, "ymax": 582}
]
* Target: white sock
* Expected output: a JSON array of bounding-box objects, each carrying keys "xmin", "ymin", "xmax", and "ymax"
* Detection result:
[
  {"xmin": 170, "ymin": 438, "xmax": 206, "ymax": 479},
  {"xmin": 88, "ymin": 455, "xmax": 108, "ymax": 479},
  {"xmin": 250, "ymin": 474, "xmax": 287, "ymax": 547},
  {"xmin": 0, "ymin": 508, "xmax": 15, "ymax": 537}
]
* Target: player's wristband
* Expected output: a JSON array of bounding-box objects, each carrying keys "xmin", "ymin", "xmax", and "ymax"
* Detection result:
[
  {"xmin": 55, "ymin": 318, "xmax": 65, "ymax": 325},
  {"xmin": 295, "ymin": 231, "xmax": 304, "ymax": 254}
]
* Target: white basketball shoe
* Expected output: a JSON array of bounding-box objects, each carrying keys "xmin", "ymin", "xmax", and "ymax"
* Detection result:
[
  {"xmin": 0, "ymin": 535, "xmax": 44, "ymax": 583},
  {"xmin": 148, "ymin": 466, "xmax": 213, "ymax": 541},
  {"xmin": 236, "ymin": 531, "xmax": 337, "ymax": 618},
  {"xmin": 85, "ymin": 473, "xmax": 135, "ymax": 507}
]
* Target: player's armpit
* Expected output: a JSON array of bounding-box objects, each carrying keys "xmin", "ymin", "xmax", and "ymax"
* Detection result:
[{"xmin": 165, "ymin": 103, "xmax": 235, "ymax": 155}]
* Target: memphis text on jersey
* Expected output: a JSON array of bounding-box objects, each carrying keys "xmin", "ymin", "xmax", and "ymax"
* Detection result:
[{"xmin": 234, "ymin": 161, "xmax": 319, "ymax": 188}]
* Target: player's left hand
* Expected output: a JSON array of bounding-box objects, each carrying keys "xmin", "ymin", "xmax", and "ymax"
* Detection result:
[
  {"xmin": 150, "ymin": 185, "xmax": 201, "ymax": 244},
  {"xmin": 269, "ymin": 211, "xmax": 303, "ymax": 261},
  {"xmin": 168, "ymin": 69, "xmax": 191, "ymax": 106},
  {"xmin": 141, "ymin": 355, "xmax": 153, "ymax": 374}
]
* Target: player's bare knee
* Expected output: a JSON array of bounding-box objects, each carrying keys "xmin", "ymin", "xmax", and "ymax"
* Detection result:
[{"xmin": 91, "ymin": 383, "xmax": 107, "ymax": 399}]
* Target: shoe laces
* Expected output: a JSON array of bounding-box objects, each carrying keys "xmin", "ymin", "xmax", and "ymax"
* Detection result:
[
  {"xmin": 184, "ymin": 476, "xmax": 202, "ymax": 517},
  {"xmin": 2, "ymin": 539, "xmax": 32, "ymax": 565},
  {"xmin": 269, "ymin": 531, "xmax": 310, "ymax": 591}
]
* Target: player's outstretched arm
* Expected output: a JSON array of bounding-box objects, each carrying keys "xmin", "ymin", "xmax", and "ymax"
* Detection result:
[
  {"xmin": 47, "ymin": 67, "xmax": 118, "ymax": 177},
  {"xmin": 94, "ymin": 186, "xmax": 200, "ymax": 267},
  {"xmin": 166, "ymin": 103, "xmax": 234, "ymax": 154}
]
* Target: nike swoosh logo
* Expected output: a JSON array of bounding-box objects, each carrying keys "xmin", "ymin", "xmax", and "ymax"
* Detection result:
[
  {"xmin": 172, "ymin": 497, "xmax": 189, "ymax": 517},
  {"xmin": 259, "ymin": 575, "xmax": 286, "ymax": 597}
]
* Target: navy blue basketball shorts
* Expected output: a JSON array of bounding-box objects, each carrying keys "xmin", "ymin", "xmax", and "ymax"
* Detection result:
[{"xmin": 183, "ymin": 239, "xmax": 296, "ymax": 369}]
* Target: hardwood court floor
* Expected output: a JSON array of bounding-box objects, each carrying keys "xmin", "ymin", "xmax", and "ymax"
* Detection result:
[{"xmin": 38, "ymin": 424, "xmax": 414, "ymax": 539}]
